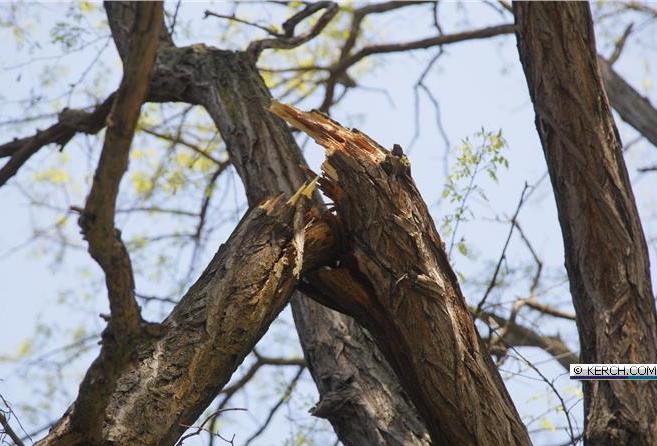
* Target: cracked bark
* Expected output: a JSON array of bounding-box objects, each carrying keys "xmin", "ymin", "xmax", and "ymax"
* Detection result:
[
  {"xmin": 514, "ymin": 3, "xmax": 657, "ymax": 445},
  {"xmin": 43, "ymin": 3, "xmax": 430, "ymax": 446},
  {"xmin": 190, "ymin": 48, "xmax": 431, "ymax": 446},
  {"xmin": 271, "ymin": 102, "xmax": 532, "ymax": 446},
  {"xmin": 37, "ymin": 192, "xmax": 335, "ymax": 446}
]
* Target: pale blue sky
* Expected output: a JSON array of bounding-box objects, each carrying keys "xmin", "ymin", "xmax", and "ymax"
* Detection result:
[{"xmin": 1, "ymin": 2, "xmax": 656, "ymax": 445}]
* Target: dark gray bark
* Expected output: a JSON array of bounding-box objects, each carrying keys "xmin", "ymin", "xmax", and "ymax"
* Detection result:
[
  {"xmin": 514, "ymin": 3, "xmax": 657, "ymax": 445},
  {"xmin": 189, "ymin": 48, "xmax": 431, "ymax": 446}
]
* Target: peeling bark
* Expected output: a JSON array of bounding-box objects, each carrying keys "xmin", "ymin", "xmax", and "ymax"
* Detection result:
[
  {"xmin": 514, "ymin": 3, "xmax": 657, "ymax": 445},
  {"xmin": 271, "ymin": 102, "xmax": 532, "ymax": 446}
]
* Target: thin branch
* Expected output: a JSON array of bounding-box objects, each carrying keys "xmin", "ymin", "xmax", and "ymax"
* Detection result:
[
  {"xmin": 0, "ymin": 393, "xmax": 29, "ymax": 446},
  {"xmin": 204, "ymin": 10, "xmax": 280, "ymax": 37},
  {"xmin": 475, "ymin": 183, "xmax": 530, "ymax": 316},
  {"xmin": 139, "ymin": 126, "xmax": 227, "ymax": 165},
  {"xmin": 607, "ymin": 22, "xmax": 634, "ymax": 65},
  {"xmin": 320, "ymin": 23, "xmax": 515, "ymax": 111},
  {"xmin": 340, "ymin": 1, "xmax": 431, "ymax": 61},
  {"xmin": 76, "ymin": 3, "xmax": 163, "ymax": 342},
  {"xmin": 0, "ymin": 94, "xmax": 115, "ymax": 187},
  {"xmin": 176, "ymin": 408, "xmax": 247, "ymax": 446},
  {"xmin": 243, "ymin": 366, "xmax": 305, "ymax": 446},
  {"xmin": 477, "ymin": 309, "xmax": 577, "ymax": 371},
  {"xmin": 522, "ymin": 298, "xmax": 576, "ymax": 321},
  {"xmin": 0, "ymin": 413, "xmax": 27, "ymax": 446},
  {"xmin": 247, "ymin": 1, "xmax": 339, "ymax": 60}
]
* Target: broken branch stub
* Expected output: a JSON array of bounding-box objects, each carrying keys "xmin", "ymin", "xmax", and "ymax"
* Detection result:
[{"xmin": 270, "ymin": 101, "xmax": 531, "ymax": 446}]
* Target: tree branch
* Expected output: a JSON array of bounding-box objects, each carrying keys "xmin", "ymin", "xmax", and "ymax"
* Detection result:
[
  {"xmin": 0, "ymin": 94, "xmax": 115, "ymax": 187},
  {"xmin": 0, "ymin": 413, "xmax": 27, "ymax": 446},
  {"xmin": 599, "ymin": 56, "xmax": 657, "ymax": 149},
  {"xmin": 247, "ymin": 1, "xmax": 339, "ymax": 60},
  {"xmin": 76, "ymin": 2, "xmax": 163, "ymax": 342},
  {"xmin": 320, "ymin": 23, "xmax": 515, "ymax": 110}
]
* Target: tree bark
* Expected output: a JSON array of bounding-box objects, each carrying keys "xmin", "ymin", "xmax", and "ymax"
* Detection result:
[
  {"xmin": 37, "ymin": 191, "xmax": 337, "ymax": 446},
  {"xmin": 513, "ymin": 3, "xmax": 657, "ymax": 445},
  {"xmin": 271, "ymin": 102, "xmax": 532, "ymax": 446},
  {"xmin": 190, "ymin": 48, "xmax": 431, "ymax": 446},
  {"xmin": 50, "ymin": 3, "xmax": 432, "ymax": 446}
]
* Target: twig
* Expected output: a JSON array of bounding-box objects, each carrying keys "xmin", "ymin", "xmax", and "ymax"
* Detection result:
[
  {"xmin": 320, "ymin": 23, "xmax": 515, "ymax": 111},
  {"xmin": 0, "ymin": 393, "xmax": 30, "ymax": 446},
  {"xmin": 608, "ymin": 22, "xmax": 634, "ymax": 65},
  {"xmin": 0, "ymin": 413, "xmax": 27, "ymax": 446},
  {"xmin": 176, "ymin": 408, "xmax": 247, "ymax": 446},
  {"xmin": 243, "ymin": 366, "xmax": 305, "ymax": 445},
  {"xmin": 204, "ymin": 10, "xmax": 280, "ymax": 37},
  {"xmin": 475, "ymin": 182, "xmax": 530, "ymax": 316}
]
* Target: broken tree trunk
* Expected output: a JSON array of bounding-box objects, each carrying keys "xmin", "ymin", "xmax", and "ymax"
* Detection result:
[
  {"xmin": 514, "ymin": 3, "xmax": 657, "ymax": 445},
  {"xmin": 189, "ymin": 49, "xmax": 431, "ymax": 446},
  {"xmin": 37, "ymin": 190, "xmax": 336, "ymax": 446},
  {"xmin": 270, "ymin": 102, "xmax": 532, "ymax": 446}
]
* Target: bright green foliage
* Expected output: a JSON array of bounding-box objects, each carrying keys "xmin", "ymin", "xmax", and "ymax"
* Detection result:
[{"xmin": 441, "ymin": 129, "xmax": 509, "ymax": 258}]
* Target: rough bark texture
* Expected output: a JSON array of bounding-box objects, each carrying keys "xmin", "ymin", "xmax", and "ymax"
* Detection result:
[
  {"xmin": 190, "ymin": 49, "xmax": 431, "ymax": 446},
  {"xmin": 37, "ymin": 193, "xmax": 334, "ymax": 446},
  {"xmin": 271, "ymin": 102, "xmax": 532, "ymax": 446},
  {"xmin": 38, "ymin": 3, "xmax": 432, "ymax": 446},
  {"xmin": 599, "ymin": 56, "xmax": 657, "ymax": 149},
  {"xmin": 513, "ymin": 3, "xmax": 657, "ymax": 445}
]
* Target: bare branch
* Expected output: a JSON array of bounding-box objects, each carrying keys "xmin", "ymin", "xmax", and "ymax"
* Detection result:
[
  {"xmin": 0, "ymin": 413, "xmax": 27, "ymax": 446},
  {"xmin": 607, "ymin": 22, "xmax": 634, "ymax": 65},
  {"xmin": 0, "ymin": 94, "xmax": 115, "ymax": 187},
  {"xmin": 77, "ymin": 2, "xmax": 163, "ymax": 342},
  {"xmin": 204, "ymin": 10, "xmax": 280, "ymax": 37},
  {"xmin": 243, "ymin": 366, "xmax": 305, "ymax": 446},
  {"xmin": 247, "ymin": 1, "xmax": 339, "ymax": 60},
  {"xmin": 599, "ymin": 56, "xmax": 657, "ymax": 149},
  {"xmin": 475, "ymin": 183, "xmax": 531, "ymax": 316},
  {"xmin": 139, "ymin": 126, "xmax": 227, "ymax": 166},
  {"xmin": 320, "ymin": 23, "xmax": 515, "ymax": 110},
  {"xmin": 478, "ymin": 309, "xmax": 577, "ymax": 371}
]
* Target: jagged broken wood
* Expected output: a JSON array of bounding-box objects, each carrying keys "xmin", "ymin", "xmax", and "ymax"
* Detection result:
[{"xmin": 270, "ymin": 101, "xmax": 532, "ymax": 446}]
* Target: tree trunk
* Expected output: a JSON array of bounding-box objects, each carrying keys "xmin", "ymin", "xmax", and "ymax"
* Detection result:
[
  {"xmin": 37, "ymin": 192, "xmax": 335, "ymax": 446},
  {"xmin": 513, "ymin": 3, "xmax": 657, "ymax": 445},
  {"xmin": 47, "ymin": 3, "xmax": 432, "ymax": 446},
  {"xmin": 188, "ymin": 49, "xmax": 431, "ymax": 446},
  {"xmin": 271, "ymin": 102, "xmax": 532, "ymax": 446}
]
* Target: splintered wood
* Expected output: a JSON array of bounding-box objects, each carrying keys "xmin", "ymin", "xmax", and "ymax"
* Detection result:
[{"xmin": 269, "ymin": 101, "xmax": 531, "ymax": 446}]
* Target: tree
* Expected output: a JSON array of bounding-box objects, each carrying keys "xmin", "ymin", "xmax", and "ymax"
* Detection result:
[
  {"xmin": 1, "ymin": 1, "xmax": 657, "ymax": 445},
  {"xmin": 514, "ymin": 3, "xmax": 657, "ymax": 444}
]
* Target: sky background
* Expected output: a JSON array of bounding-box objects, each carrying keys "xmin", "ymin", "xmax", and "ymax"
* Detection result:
[{"xmin": 1, "ymin": 2, "xmax": 657, "ymax": 446}]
